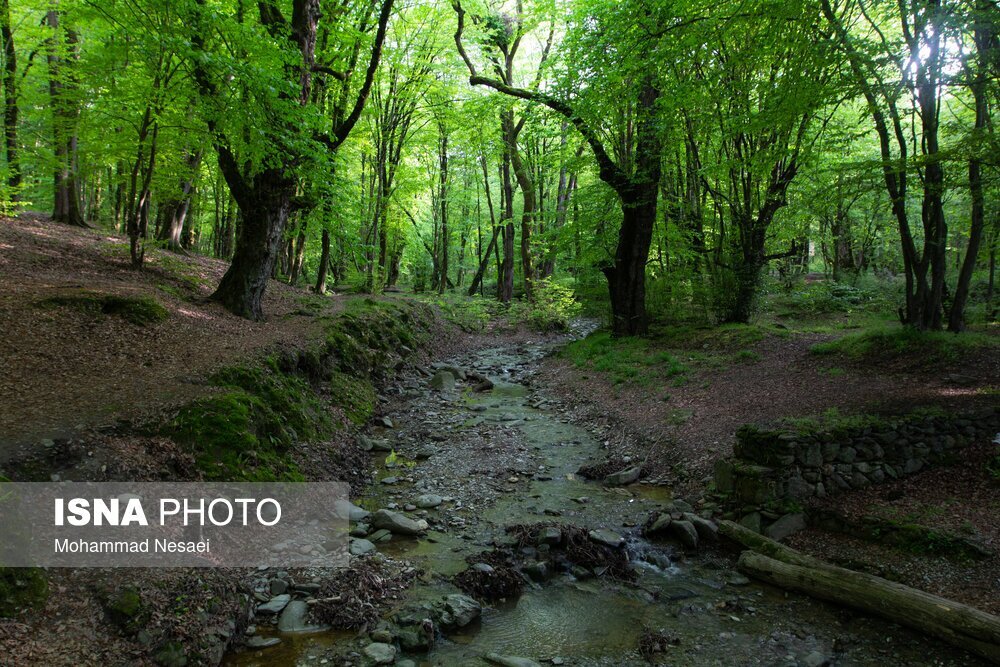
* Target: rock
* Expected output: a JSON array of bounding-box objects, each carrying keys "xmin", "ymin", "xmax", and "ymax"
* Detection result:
[
  {"xmin": 429, "ymin": 371, "xmax": 456, "ymax": 392},
  {"xmin": 588, "ymin": 529, "xmax": 625, "ymax": 548},
  {"xmin": 415, "ymin": 494, "xmax": 443, "ymax": 509},
  {"xmin": 484, "ymin": 654, "xmax": 543, "ymax": 667},
  {"xmin": 256, "ymin": 594, "xmax": 290, "ymax": 615},
  {"xmin": 362, "ymin": 641, "xmax": 396, "ymax": 665},
  {"xmin": 724, "ymin": 572, "xmax": 751, "ymax": 586},
  {"xmin": 672, "ymin": 499, "xmax": 694, "ymax": 513},
  {"xmin": 293, "ymin": 582, "xmax": 321, "ymax": 595},
  {"xmin": 269, "ymin": 579, "xmax": 288, "ymax": 595},
  {"xmin": 682, "ymin": 513, "xmax": 718, "ymax": 541},
  {"xmin": 765, "ymin": 513, "xmax": 806, "ymax": 541},
  {"xmin": 471, "ymin": 562, "xmax": 495, "ymax": 574},
  {"xmin": 396, "ymin": 661, "xmax": 417, "ymax": 667},
  {"xmin": 473, "ymin": 379, "xmax": 495, "ymax": 392},
  {"xmin": 245, "ymin": 636, "xmax": 281, "ymax": 649},
  {"xmin": 802, "ymin": 651, "xmax": 829, "ymax": 667},
  {"xmin": 436, "ymin": 364, "xmax": 467, "ymax": 380},
  {"xmin": 380, "ymin": 476, "xmax": 399, "ymax": 485},
  {"xmin": 668, "ymin": 520, "xmax": 699, "ymax": 549},
  {"xmin": 368, "ymin": 528, "xmax": 392, "ymax": 543},
  {"xmin": 604, "ymin": 466, "xmax": 641, "ymax": 486},
  {"xmin": 523, "ymin": 561, "xmax": 550, "ymax": 581},
  {"xmin": 336, "ymin": 500, "xmax": 370, "ymax": 522},
  {"xmin": 277, "ymin": 600, "xmax": 317, "ymax": 632},
  {"xmin": 350, "ymin": 538, "xmax": 376, "ymax": 556},
  {"xmin": 371, "ymin": 509, "xmax": 426, "ymax": 536},
  {"xmin": 376, "ymin": 416, "xmax": 394, "ymax": 428},
  {"xmin": 439, "ymin": 594, "xmax": 481, "ymax": 629},
  {"xmin": 738, "ymin": 512, "xmax": 762, "ymax": 533},
  {"xmin": 537, "ymin": 527, "xmax": 562, "ymax": 545},
  {"xmin": 152, "ymin": 641, "xmax": 187, "ymax": 667}
]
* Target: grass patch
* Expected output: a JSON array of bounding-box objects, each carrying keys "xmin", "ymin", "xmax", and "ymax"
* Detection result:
[
  {"xmin": 652, "ymin": 322, "xmax": 776, "ymax": 350},
  {"xmin": 563, "ymin": 330, "xmax": 686, "ymax": 386},
  {"xmin": 811, "ymin": 326, "xmax": 996, "ymax": 364},
  {"xmin": 39, "ymin": 290, "xmax": 168, "ymax": 325},
  {"xmin": 329, "ymin": 372, "xmax": 376, "ymax": 424}
]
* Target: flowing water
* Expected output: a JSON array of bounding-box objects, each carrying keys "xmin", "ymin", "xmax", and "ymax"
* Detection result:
[{"xmin": 227, "ymin": 326, "xmax": 984, "ymax": 667}]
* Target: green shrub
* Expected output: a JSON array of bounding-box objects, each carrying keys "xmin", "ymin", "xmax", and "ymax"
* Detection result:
[
  {"xmin": 514, "ymin": 277, "xmax": 582, "ymax": 332},
  {"xmin": 811, "ymin": 326, "xmax": 996, "ymax": 364}
]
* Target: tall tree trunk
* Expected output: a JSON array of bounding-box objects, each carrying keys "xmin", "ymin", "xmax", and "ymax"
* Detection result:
[
  {"xmin": 47, "ymin": 10, "xmax": 85, "ymax": 227},
  {"xmin": 315, "ymin": 227, "xmax": 331, "ymax": 294},
  {"xmin": 289, "ymin": 217, "xmax": 308, "ymax": 286},
  {"xmin": 1, "ymin": 0, "xmax": 19, "ymax": 196},
  {"xmin": 505, "ymin": 115, "xmax": 535, "ymax": 299},
  {"xmin": 948, "ymin": 0, "xmax": 991, "ymax": 332},
  {"xmin": 499, "ymin": 124, "xmax": 515, "ymax": 303},
  {"xmin": 469, "ymin": 154, "xmax": 499, "ymax": 296},
  {"xmin": 437, "ymin": 124, "xmax": 449, "ymax": 294},
  {"xmin": 604, "ymin": 191, "xmax": 658, "ymax": 335},
  {"xmin": 158, "ymin": 148, "xmax": 203, "ymax": 251}
]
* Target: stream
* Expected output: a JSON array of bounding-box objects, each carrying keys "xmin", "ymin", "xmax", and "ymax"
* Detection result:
[{"xmin": 226, "ymin": 325, "xmax": 983, "ymax": 666}]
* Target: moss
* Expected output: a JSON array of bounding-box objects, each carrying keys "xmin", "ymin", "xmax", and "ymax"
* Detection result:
[
  {"xmin": 329, "ymin": 372, "xmax": 376, "ymax": 424},
  {"xmin": 39, "ymin": 291, "xmax": 169, "ymax": 325},
  {"xmin": 168, "ymin": 390, "xmax": 304, "ymax": 481},
  {"xmin": 562, "ymin": 330, "xmax": 687, "ymax": 386},
  {"xmin": 0, "ymin": 567, "xmax": 48, "ymax": 617},
  {"xmin": 102, "ymin": 587, "xmax": 150, "ymax": 635},
  {"xmin": 810, "ymin": 326, "xmax": 996, "ymax": 364}
]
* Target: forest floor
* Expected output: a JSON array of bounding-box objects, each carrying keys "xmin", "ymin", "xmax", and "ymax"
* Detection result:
[
  {"xmin": 1, "ymin": 213, "xmax": 998, "ymax": 665},
  {"xmin": 540, "ymin": 304, "xmax": 1000, "ymax": 615}
]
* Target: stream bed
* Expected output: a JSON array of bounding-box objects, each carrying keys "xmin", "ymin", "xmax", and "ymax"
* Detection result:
[{"xmin": 226, "ymin": 327, "xmax": 984, "ymax": 667}]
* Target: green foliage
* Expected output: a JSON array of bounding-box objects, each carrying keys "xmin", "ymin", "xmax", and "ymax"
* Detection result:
[
  {"xmin": 39, "ymin": 291, "xmax": 169, "ymax": 325},
  {"xmin": 811, "ymin": 326, "xmax": 997, "ymax": 364},
  {"xmin": 563, "ymin": 330, "xmax": 686, "ymax": 386},
  {"xmin": 102, "ymin": 587, "xmax": 149, "ymax": 635},
  {"xmin": 0, "ymin": 568, "xmax": 48, "ymax": 618},
  {"xmin": 510, "ymin": 278, "xmax": 582, "ymax": 332},
  {"xmin": 328, "ymin": 372, "xmax": 376, "ymax": 424}
]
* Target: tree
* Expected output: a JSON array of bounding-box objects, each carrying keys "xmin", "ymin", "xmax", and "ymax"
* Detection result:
[{"xmin": 191, "ymin": 0, "xmax": 393, "ymax": 319}]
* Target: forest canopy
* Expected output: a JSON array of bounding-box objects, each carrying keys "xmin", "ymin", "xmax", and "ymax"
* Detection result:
[{"xmin": 0, "ymin": 0, "xmax": 996, "ymax": 332}]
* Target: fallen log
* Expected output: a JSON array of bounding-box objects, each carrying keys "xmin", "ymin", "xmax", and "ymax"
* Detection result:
[{"xmin": 719, "ymin": 520, "xmax": 1000, "ymax": 663}]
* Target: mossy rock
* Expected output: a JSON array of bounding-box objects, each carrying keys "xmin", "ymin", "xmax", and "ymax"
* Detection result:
[
  {"xmin": 0, "ymin": 567, "xmax": 48, "ymax": 617},
  {"xmin": 39, "ymin": 291, "xmax": 169, "ymax": 325},
  {"xmin": 102, "ymin": 586, "xmax": 150, "ymax": 635}
]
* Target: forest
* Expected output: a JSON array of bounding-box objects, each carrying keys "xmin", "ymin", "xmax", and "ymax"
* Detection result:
[{"xmin": 0, "ymin": 0, "xmax": 999, "ymax": 665}]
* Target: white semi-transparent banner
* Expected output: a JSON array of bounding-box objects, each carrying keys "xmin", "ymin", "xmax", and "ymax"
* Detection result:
[{"xmin": 0, "ymin": 482, "xmax": 350, "ymax": 567}]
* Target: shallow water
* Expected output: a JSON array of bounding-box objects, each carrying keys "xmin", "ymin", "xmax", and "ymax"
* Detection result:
[{"xmin": 225, "ymin": 327, "xmax": 985, "ymax": 667}]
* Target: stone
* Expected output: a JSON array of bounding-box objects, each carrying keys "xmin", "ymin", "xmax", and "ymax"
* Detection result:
[
  {"xmin": 803, "ymin": 444, "xmax": 823, "ymax": 467},
  {"xmin": 672, "ymin": 499, "xmax": 694, "ymax": 513},
  {"xmin": 739, "ymin": 512, "xmax": 762, "ymax": 533},
  {"xmin": 821, "ymin": 442, "xmax": 840, "ymax": 461},
  {"xmin": 668, "ymin": 520, "xmax": 699, "ymax": 549},
  {"xmin": 277, "ymin": 600, "xmax": 318, "ymax": 632},
  {"xmin": 350, "ymin": 538, "xmax": 376, "ymax": 556},
  {"xmin": 604, "ymin": 466, "xmax": 641, "ymax": 486},
  {"xmin": 523, "ymin": 561, "xmax": 550, "ymax": 581},
  {"xmin": 255, "ymin": 594, "xmax": 290, "ymax": 615},
  {"xmin": 362, "ymin": 642, "xmax": 396, "ymax": 665},
  {"xmin": 588, "ymin": 529, "xmax": 625, "ymax": 548},
  {"xmin": 415, "ymin": 494, "xmax": 443, "ymax": 509},
  {"xmin": 152, "ymin": 642, "xmax": 187, "ymax": 667},
  {"xmin": 245, "ymin": 636, "xmax": 281, "ymax": 649},
  {"xmin": 368, "ymin": 528, "xmax": 392, "ymax": 542},
  {"xmin": 837, "ymin": 447, "xmax": 857, "ymax": 463},
  {"xmin": 371, "ymin": 509, "xmax": 426, "ymax": 536},
  {"xmin": 537, "ymin": 527, "xmax": 562, "ymax": 545},
  {"xmin": 269, "ymin": 579, "xmax": 288, "ymax": 595},
  {"xmin": 429, "ymin": 370, "xmax": 456, "ymax": 392},
  {"xmin": 471, "ymin": 562, "xmax": 495, "ymax": 574},
  {"xmin": 376, "ymin": 416, "xmax": 394, "ymax": 428},
  {"xmin": 682, "ymin": 513, "xmax": 718, "ymax": 541},
  {"xmin": 396, "ymin": 661, "xmax": 417, "ymax": 667},
  {"xmin": 336, "ymin": 499, "xmax": 370, "ymax": 522},
  {"xmin": 439, "ymin": 594, "xmax": 481, "ymax": 629},
  {"xmin": 786, "ymin": 475, "xmax": 813, "ymax": 499},
  {"xmin": 484, "ymin": 654, "xmax": 543, "ymax": 667},
  {"xmin": 764, "ymin": 513, "xmax": 806, "ymax": 541},
  {"xmin": 802, "ymin": 651, "xmax": 829, "ymax": 667}
]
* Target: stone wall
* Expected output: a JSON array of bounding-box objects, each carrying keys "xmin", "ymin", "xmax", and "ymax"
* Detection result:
[{"xmin": 714, "ymin": 407, "xmax": 1000, "ymax": 507}]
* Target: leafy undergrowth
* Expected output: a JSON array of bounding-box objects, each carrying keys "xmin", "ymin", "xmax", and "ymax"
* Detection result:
[
  {"xmin": 0, "ymin": 567, "xmax": 48, "ymax": 617},
  {"xmin": 38, "ymin": 290, "xmax": 169, "ymax": 325},
  {"xmin": 165, "ymin": 298, "xmax": 432, "ymax": 481},
  {"xmin": 417, "ymin": 278, "xmax": 581, "ymax": 333},
  {"xmin": 810, "ymin": 326, "xmax": 997, "ymax": 365},
  {"xmin": 563, "ymin": 330, "xmax": 687, "ymax": 386}
]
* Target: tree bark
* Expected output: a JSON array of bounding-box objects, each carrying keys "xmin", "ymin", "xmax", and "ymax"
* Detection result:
[
  {"xmin": 158, "ymin": 148, "xmax": 203, "ymax": 251},
  {"xmin": 47, "ymin": 10, "xmax": 85, "ymax": 227},
  {"xmin": 315, "ymin": 227, "xmax": 331, "ymax": 294},
  {"xmin": 1, "ymin": 0, "xmax": 19, "ymax": 196}
]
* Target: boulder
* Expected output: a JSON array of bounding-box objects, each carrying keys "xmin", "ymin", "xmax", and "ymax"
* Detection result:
[
  {"xmin": 484, "ymin": 654, "xmax": 543, "ymax": 667},
  {"xmin": 668, "ymin": 520, "xmax": 699, "ymax": 549},
  {"xmin": 588, "ymin": 529, "xmax": 625, "ymax": 549},
  {"xmin": 429, "ymin": 371, "xmax": 456, "ymax": 392},
  {"xmin": 277, "ymin": 600, "xmax": 323, "ymax": 632},
  {"xmin": 371, "ymin": 509, "xmax": 426, "ymax": 536},
  {"xmin": 764, "ymin": 513, "xmax": 806, "ymax": 542},
  {"xmin": 537, "ymin": 527, "xmax": 562, "ymax": 545},
  {"xmin": 415, "ymin": 494, "xmax": 443, "ymax": 509},
  {"xmin": 438, "ymin": 594, "xmax": 481, "ymax": 629},
  {"xmin": 362, "ymin": 642, "xmax": 396, "ymax": 665},
  {"xmin": 682, "ymin": 513, "xmax": 718, "ymax": 541},
  {"xmin": 604, "ymin": 466, "xmax": 641, "ymax": 486},
  {"xmin": 255, "ymin": 594, "xmax": 290, "ymax": 615},
  {"xmin": 350, "ymin": 538, "xmax": 376, "ymax": 556}
]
